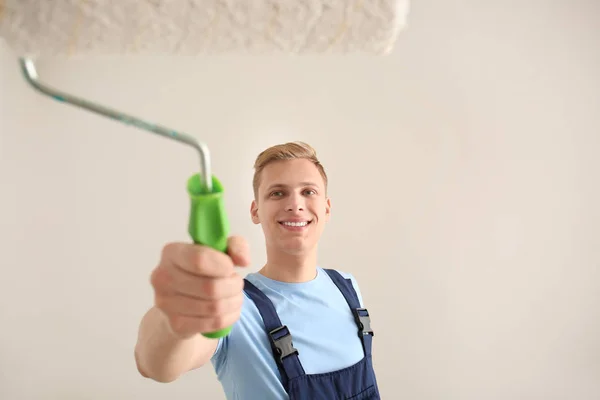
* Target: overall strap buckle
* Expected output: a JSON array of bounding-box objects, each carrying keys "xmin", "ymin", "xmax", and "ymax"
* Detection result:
[
  {"xmin": 269, "ymin": 325, "xmax": 299, "ymax": 363},
  {"xmin": 352, "ymin": 308, "xmax": 374, "ymax": 337}
]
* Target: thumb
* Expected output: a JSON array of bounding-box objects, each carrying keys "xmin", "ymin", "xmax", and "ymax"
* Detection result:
[{"xmin": 226, "ymin": 235, "xmax": 251, "ymax": 267}]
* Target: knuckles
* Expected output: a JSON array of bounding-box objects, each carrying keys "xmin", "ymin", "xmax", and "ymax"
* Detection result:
[
  {"xmin": 154, "ymin": 241, "xmax": 246, "ymax": 336},
  {"xmin": 161, "ymin": 241, "xmax": 236, "ymax": 275},
  {"xmin": 167, "ymin": 314, "xmax": 188, "ymax": 334},
  {"xmin": 190, "ymin": 248, "xmax": 210, "ymax": 271},
  {"xmin": 154, "ymin": 293, "xmax": 169, "ymax": 311},
  {"xmin": 161, "ymin": 242, "xmax": 180, "ymax": 260},
  {"xmin": 210, "ymin": 315, "xmax": 229, "ymax": 331},
  {"xmin": 198, "ymin": 279, "xmax": 219, "ymax": 299},
  {"xmin": 204, "ymin": 301, "xmax": 225, "ymax": 316},
  {"xmin": 150, "ymin": 266, "xmax": 170, "ymax": 290}
]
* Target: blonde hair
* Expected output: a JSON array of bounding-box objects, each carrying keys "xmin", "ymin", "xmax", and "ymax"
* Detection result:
[{"xmin": 252, "ymin": 141, "xmax": 328, "ymax": 197}]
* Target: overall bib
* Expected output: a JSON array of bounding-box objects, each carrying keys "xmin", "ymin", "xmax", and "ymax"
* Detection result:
[{"xmin": 243, "ymin": 269, "xmax": 380, "ymax": 400}]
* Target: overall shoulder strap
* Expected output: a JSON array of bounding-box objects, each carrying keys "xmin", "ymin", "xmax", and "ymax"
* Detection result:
[
  {"xmin": 243, "ymin": 279, "xmax": 305, "ymax": 388},
  {"xmin": 323, "ymin": 269, "xmax": 374, "ymax": 358}
]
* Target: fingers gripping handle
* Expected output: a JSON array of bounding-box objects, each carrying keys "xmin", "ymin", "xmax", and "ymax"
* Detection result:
[{"xmin": 187, "ymin": 174, "xmax": 232, "ymax": 339}]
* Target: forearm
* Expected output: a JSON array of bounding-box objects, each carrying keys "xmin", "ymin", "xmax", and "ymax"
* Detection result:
[{"xmin": 134, "ymin": 307, "xmax": 214, "ymax": 382}]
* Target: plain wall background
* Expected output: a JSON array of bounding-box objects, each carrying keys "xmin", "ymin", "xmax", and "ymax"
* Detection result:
[{"xmin": 1, "ymin": 1, "xmax": 599, "ymax": 399}]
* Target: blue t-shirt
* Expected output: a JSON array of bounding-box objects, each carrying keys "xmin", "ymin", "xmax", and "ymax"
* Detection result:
[{"xmin": 210, "ymin": 267, "xmax": 366, "ymax": 400}]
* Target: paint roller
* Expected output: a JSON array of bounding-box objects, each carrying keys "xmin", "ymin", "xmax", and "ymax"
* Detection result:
[
  {"xmin": 0, "ymin": 0, "xmax": 410, "ymax": 56},
  {"xmin": 0, "ymin": 0, "xmax": 411, "ymax": 338}
]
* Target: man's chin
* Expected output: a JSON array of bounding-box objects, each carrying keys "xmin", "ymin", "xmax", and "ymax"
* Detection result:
[{"xmin": 279, "ymin": 240, "xmax": 314, "ymax": 256}]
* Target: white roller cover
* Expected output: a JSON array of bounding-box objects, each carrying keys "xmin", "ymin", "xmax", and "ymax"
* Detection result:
[{"xmin": 0, "ymin": 0, "xmax": 410, "ymax": 57}]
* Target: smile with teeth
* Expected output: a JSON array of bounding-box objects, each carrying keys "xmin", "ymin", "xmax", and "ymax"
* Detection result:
[{"xmin": 279, "ymin": 220, "xmax": 312, "ymax": 227}]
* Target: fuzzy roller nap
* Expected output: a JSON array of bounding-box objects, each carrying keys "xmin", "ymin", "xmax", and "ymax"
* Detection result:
[
  {"xmin": 0, "ymin": 0, "xmax": 410, "ymax": 56},
  {"xmin": 0, "ymin": 0, "xmax": 410, "ymax": 338}
]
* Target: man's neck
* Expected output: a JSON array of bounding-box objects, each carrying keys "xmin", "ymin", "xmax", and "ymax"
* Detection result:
[{"xmin": 259, "ymin": 247, "xmax": 318, "ymax": 283}]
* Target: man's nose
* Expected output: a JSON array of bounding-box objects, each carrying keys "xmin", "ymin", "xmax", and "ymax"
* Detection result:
[{"xmin": 285, "ymin": 194, "xmax": 305, "ymax": 212}]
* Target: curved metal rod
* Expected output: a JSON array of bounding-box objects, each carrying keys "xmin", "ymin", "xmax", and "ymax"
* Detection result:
[{"xmin": 19, "ymin": 57, "xmax": 212, "ymax": 193}]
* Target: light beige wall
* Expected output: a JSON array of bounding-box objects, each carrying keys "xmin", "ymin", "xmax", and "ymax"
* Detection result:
[{"xmin": 1, "ymin": 1, "xmax": 599, "ymax": 399}]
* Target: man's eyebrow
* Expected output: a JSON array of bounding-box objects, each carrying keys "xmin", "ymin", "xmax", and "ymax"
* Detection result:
[{"xmin": 266, "ymin": 182, "xmax": 320, "ymax": 191}]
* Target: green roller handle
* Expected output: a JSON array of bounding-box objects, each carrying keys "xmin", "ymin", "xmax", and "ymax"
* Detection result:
[{"xmin": 186, "ymin": 173, "xmax": 232, "ymax": 339}]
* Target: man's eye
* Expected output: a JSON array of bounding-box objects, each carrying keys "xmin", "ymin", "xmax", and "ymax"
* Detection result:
[
  {"xmin": 304, "ymin": 189, "xmax": 316, "ymax": 195},
  {"xmin": 271, "ymin": 191, "xmax": 283, "ymax": 197}
]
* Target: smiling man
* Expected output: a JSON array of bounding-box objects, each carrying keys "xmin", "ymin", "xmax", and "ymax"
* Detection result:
[{"xmin": 135, "ymin": 142, "xmax": 380, "ymax": 399}]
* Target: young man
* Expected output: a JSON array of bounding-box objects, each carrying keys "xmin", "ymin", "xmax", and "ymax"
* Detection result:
[{"xmin": 135, "ymin": 142, "xmax": 379, "ymax": 399}]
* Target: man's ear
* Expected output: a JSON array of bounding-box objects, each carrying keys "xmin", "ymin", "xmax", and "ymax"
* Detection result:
[
  {"xmin": 325, "ymin": 197, "xmax": 332, "ymax": 221},
  {"xmin": 250, "ymin": 200, "xmax": 260, "ymax": 224}
]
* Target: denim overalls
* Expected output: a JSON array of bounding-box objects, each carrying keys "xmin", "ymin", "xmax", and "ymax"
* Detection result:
[{"xmin": 243, "ymin": 269, "xmax": 380, "ymax": 400}]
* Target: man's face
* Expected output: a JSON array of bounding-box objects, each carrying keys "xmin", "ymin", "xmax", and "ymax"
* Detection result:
[{"xmin": 250, "ymin": 159, "xmax": 331, "ymax": 256}]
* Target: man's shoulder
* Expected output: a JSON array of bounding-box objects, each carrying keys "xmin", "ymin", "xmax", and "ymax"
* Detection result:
[
  {"xmin": 322, "ymin": 268, "xmax": 355, "ymax": 280},
  {"xmin": 320, "ymin": 267, "xmax": 360, "ymax": 285},
  {"xmin": 319, "ymin": 268, "xmax": 365, "ymax": 307}
]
